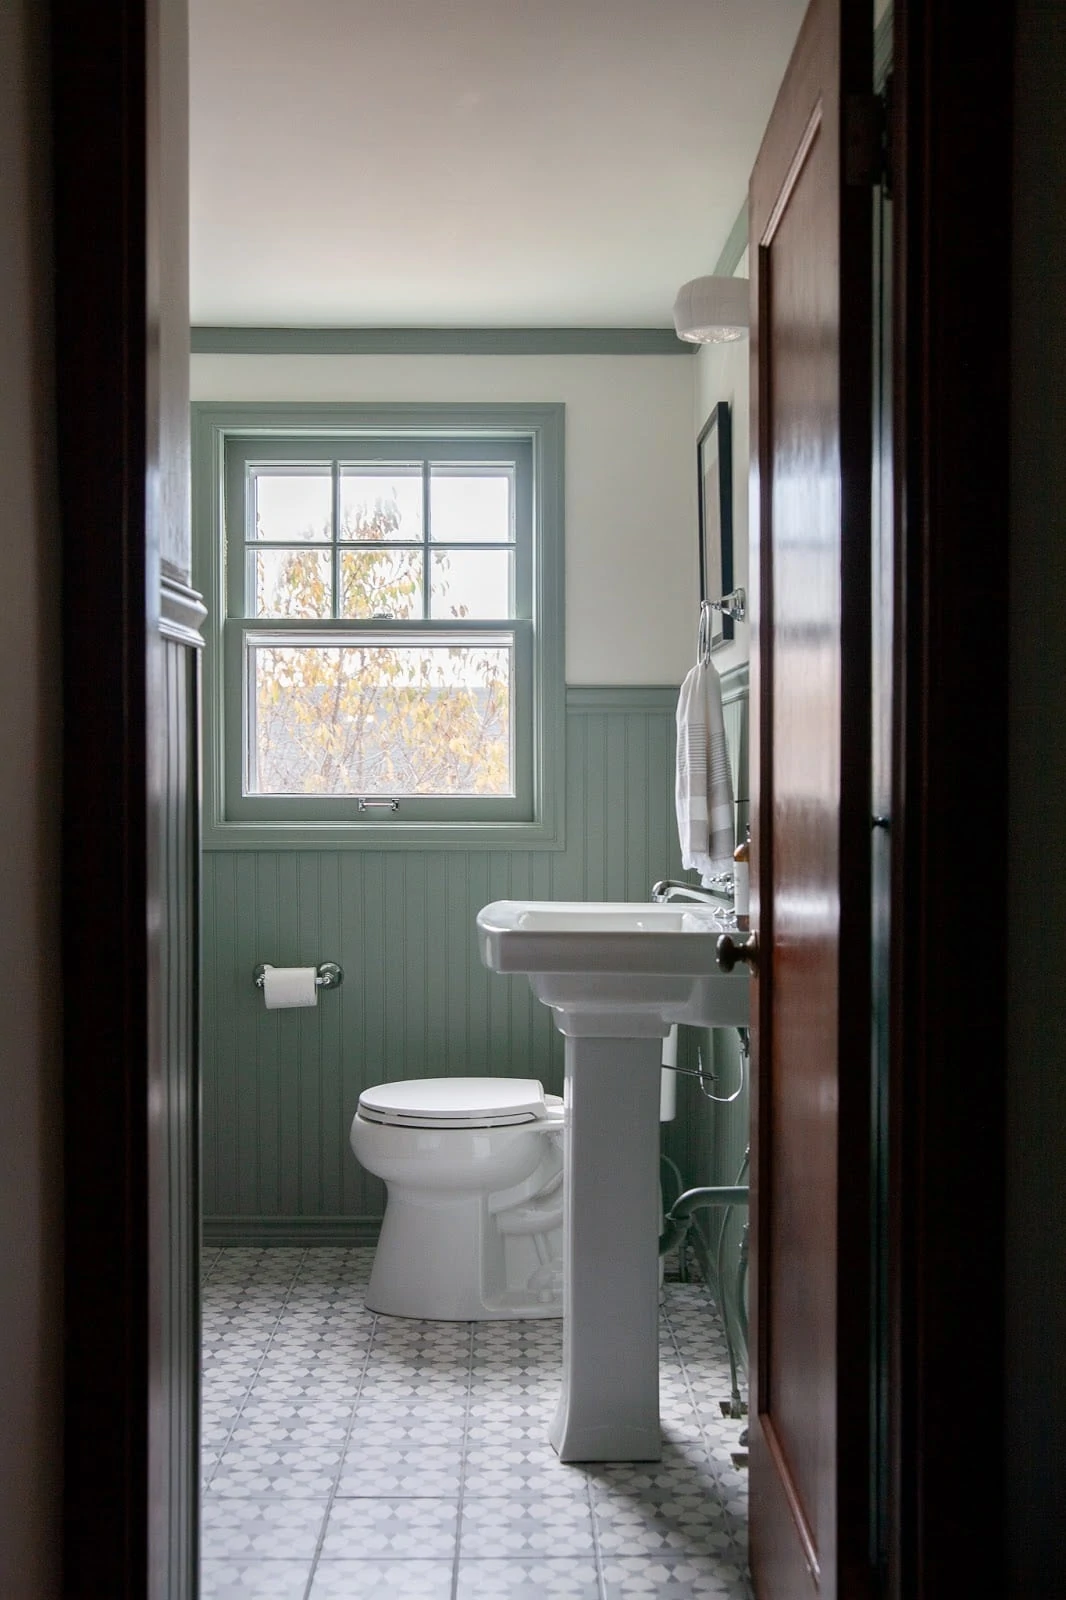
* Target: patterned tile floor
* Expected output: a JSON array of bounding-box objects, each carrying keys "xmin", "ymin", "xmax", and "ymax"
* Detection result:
[{"xmin": 201, "ymin": 1248, "xmax": 751, "ymax": 1599}]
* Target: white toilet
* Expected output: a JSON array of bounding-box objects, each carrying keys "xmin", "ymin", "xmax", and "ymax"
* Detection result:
[{"xmin": 350, "ymin": 1077, "xmax": 566, "ymax": 1320}]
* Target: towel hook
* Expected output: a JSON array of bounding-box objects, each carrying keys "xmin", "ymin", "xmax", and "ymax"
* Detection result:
[{"xmin": 698, "ymin": 589, "xmax": 747, "ymax": 660}]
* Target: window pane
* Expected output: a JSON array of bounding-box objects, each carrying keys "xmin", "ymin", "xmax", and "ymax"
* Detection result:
[
  {"xmin": 253, "ymin": 549, "xmax": 332, "ymax": 618},
  {"xmin": 429, "ymin": 467, "xmax": 512, "ymax": 542},
  {"xmin": 252, "ymin": 468, "xmax": 332, "ymax": 542},
  {"xmin": 340, "ymin": 466, "xmax": 423, "ymax": 542},
  {"xmin": 340, "ymin": 550, "xmax": 423, "ymax": 619},
  {"xmin": 430, "ymin": 550, "xmax": 512, "ymax": 619},
  {"xmin": 249, "ymin": 640, "xmax": 512, "ymax": 797}
]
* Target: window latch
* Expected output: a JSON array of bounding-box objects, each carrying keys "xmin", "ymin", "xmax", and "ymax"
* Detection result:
[{"xmin": 358, "ymin": 798, "xmax": 400, "ymax": 812}]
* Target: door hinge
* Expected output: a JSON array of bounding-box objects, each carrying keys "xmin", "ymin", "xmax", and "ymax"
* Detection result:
[{"xmin": 846, "ymin": 74, "xmax": 893, "ymax": 194}]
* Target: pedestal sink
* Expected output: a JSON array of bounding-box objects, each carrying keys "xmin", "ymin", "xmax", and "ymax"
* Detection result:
[{"xmin": 476, "ymin": 900, "xmax": 750, "ymax": 1461}]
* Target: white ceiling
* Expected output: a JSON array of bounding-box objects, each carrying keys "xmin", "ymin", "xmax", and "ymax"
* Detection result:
[{"xmin": 188, "ymin": 0, "xmax": 806, "ymax": 329}]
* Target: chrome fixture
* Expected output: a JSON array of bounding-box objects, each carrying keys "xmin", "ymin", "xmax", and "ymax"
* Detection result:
[
  {"xmin": 253, "ymin": 961, "xmax": 344, "ymax": 991},
  {"xmin": 651, "ymin": 876, "xmax": 734, "ymax": 906},
  {"xmin": 658, "ymin": 1143, "xmax": 751, "ymax": 1421},
  {"xmin": 697, "ymin": 592, "xmax": 746, "ymax": 661}
]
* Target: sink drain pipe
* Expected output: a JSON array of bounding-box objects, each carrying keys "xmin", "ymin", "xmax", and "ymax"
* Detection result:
[
  {"xmin": 658, "ymin": 1185, "xmax": 749, "ymax": 1255},
  {"xmin": 660, "ymin": 1167, "xmax": 750, "ymax": 1418}
]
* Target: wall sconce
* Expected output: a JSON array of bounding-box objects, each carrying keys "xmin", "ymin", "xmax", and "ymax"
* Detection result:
[{"xmin": 672, "ymin": 276, "xmax": 750, "ymax": 344}]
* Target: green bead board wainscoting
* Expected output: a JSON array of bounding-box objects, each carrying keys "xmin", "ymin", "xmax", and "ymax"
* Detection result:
[{"xmin": 202, "ymin": 672, "xmax": 750, "ymax": 1253}]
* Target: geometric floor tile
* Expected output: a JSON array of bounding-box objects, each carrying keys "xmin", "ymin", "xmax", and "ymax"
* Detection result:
[
  {"xmin": 200, "ymin": 1496, "xmax": 327, "ymax": 1559},
  {"xmin": 455, "ymin": 1556, "xmax": 601, "ymax": 1597},
  {"xmin": 319, "ymin": 1496, "xmax": 459, "ymax": 1560},
  {"xmin": 201, "ymin": 1246, "xmax": 750, "ymax": 1598},
  {"xmin": 199, "ymin": 1560, "xmax": 312, "ymax": 1599},
  {"xmin": 601, "ymin": 1555, "xmax": 753, "ymax": 1598},
  {"xmin": 459, "ymin": 1495, "xmax": 595, "ymax": 1559},
  {"xmin": 308, "ymin": 1559, "xmax": 456, "ymax": 1597}
]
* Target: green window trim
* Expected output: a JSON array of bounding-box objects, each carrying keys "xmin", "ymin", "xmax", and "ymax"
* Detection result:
[{"xmin": 192, "ymin": 401, "xmax": 566, "ymax": 851}]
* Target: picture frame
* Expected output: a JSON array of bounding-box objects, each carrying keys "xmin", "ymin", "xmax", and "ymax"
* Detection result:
[{"xmin": 696, "ymin": 401, "xmax": 734, "ymax": 650}]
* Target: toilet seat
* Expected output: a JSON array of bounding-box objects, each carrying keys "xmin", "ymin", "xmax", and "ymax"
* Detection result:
[{"xmin": 357, "ymin": 1076, "xmax": 551, "ymax": 1130}]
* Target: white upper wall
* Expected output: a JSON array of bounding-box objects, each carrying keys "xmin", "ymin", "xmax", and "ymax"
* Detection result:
[{"xmin": 191, "ymin": 351, "xmax": 699, "ymax": 685}]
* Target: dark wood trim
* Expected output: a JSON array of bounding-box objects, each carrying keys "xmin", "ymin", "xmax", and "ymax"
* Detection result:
[
  {"xmin": 54, "ymin": 0, "xmax": 198, "ymax": 1593},
  {"xmin": 53, "ymin": 0, "xmax": 152, "ymax": 1590},
  {"xmin": 889, "ymin": 2, "xmax": 1012, "ymax": 1593}
]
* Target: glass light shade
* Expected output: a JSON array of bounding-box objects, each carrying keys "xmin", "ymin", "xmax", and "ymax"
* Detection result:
[{"xmin": 672, "ymin": 275, "xmax": 750, "ymax": 344}]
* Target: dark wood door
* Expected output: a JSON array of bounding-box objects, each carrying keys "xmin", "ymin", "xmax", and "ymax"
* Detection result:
[{"xmin": 747, "ymin": 0, "xmax": 873, "ymax": 1593}]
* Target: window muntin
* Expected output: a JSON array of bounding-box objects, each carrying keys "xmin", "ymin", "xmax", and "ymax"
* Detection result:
[{"xmin": 222, "ymin": 433, "xmax": 533, "ymax": 824}]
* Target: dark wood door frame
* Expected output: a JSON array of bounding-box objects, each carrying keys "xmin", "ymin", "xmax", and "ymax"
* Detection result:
[
  {"xmin": 890, "ymin": 3, "xmax": 1012, "ymax": 1593},
  {"xmin": 53, "ymin": 0, "xmax": 154, "ymax": 1588},
  {"xmin": 53, "ymin": 0, "xmax": 199, "ymax": 1593}
]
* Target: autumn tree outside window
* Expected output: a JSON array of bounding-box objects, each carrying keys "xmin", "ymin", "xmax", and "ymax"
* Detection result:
[{"xmin": 193, "ymin": 404, "xmax": 565, "ymax": 850}]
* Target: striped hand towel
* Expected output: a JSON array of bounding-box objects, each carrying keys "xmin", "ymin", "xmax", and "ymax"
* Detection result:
[{"xmin": 675, "ymin": 657, "xmax": 735, "ymax": 881}]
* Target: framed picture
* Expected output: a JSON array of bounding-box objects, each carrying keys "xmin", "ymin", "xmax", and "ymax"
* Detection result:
[{"xmin": 696, "ymin": 402, "xmax": 734, "ymax": 650}]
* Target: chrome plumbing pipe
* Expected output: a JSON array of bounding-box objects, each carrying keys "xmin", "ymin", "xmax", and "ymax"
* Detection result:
[{"xmin": 657, "ymin": 1185, "xmax": 750, "ymax": 1257}]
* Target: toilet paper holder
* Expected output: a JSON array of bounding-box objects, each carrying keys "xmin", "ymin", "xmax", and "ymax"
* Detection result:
[{"xmin": 253, "ymin": 962, "xmax": 344, "ymax": 992}]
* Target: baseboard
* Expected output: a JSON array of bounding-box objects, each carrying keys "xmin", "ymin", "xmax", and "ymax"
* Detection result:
[{"xmin": 204, "ymin": 1215, "xmax": 382, "ymax": 1248}]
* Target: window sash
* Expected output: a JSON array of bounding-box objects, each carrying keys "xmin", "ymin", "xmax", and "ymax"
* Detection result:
[
  {"xmin": 225, "ymin": 436, "xmax": 533, "ymax": 624},
  {"xmin": 222, "ymin": 434, "xmax": 535, "ymax": 820},
  {"xmin": 222, "ymin": 617, "xmax": 535, "ymax": 823}
]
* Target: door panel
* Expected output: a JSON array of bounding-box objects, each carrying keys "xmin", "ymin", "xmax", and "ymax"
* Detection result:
[{"xmin": 748, "ymin": 0, "xmax": 872, "ymax": 1594}]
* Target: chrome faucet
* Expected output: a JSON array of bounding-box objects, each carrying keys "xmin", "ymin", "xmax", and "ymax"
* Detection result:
[{"xmin": 650, "ymin": 876, "xmax": 734, "ymax": 907}]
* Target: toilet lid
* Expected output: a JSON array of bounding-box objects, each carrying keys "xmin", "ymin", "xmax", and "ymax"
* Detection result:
[{"xmin": 357, "ymin": 1077, "xmax": 549, "ymax": 1129}]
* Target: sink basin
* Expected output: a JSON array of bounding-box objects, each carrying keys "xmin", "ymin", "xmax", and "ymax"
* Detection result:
[{"xmin": 476, "ymin": 899, "xmax": 749, "ymax": 1029}]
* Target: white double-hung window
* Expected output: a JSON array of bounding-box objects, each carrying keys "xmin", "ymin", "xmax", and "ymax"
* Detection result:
[{"xmin": 193, "ymin": 404, "xmax": 565, "ymax": 848}]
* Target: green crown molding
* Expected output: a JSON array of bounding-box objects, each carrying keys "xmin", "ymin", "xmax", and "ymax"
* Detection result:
[{"xmin": 190, "ymin": 327, "xmax": 696, "ymax": 358}]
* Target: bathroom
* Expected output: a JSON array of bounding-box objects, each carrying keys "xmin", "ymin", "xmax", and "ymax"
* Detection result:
[
  {"xmin": 192, "ymin": 2, "xmax": 794, "ymax": 1595},
  {"xmin": 12, "ymin": 0, "xmax": 1046, "ymax": 1589}
]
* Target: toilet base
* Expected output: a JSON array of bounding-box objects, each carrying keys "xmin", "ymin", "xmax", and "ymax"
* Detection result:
[
  {"xmin": 366, "ymin": 1290, "xmax": 562, "ymax": 1322},
  {"xmin": 365, "ymin": 1185, "xmax": 563, "ymax": 1322}
]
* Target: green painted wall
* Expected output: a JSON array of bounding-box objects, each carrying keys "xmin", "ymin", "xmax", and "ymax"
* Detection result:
[
  {"xmin": 201, "ymin": 675, "xmax": 750, "ymax": 1245},
  {"xmin": 203, "ymin": 688, "xmax": 683, "ymax": 1235}
]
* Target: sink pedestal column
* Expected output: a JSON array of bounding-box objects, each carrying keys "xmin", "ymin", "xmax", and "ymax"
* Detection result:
[{"xmin": 549, "ymin": 1022, "xmax": 665, "ymax": 1462}]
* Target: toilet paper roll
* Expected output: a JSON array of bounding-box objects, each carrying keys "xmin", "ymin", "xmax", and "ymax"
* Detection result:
[{"xmin": 261, "ymin": 966, "xmax": 318, "ymax": 1010}]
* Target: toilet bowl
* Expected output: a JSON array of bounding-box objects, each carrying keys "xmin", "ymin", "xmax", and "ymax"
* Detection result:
[{"xmin": 350, "ymin": 1077, "xmax": 566, "ymax": 1320}]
